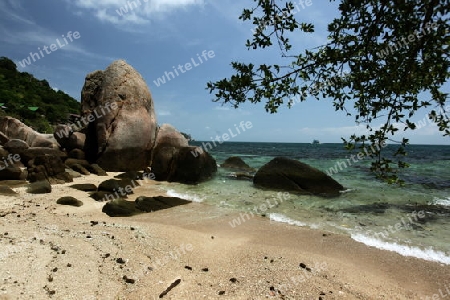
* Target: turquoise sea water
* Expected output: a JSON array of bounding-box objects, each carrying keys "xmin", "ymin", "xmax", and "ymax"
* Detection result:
[{"xmin": 154, "ymin": 142, "xmax": 450, "ymax": 264}]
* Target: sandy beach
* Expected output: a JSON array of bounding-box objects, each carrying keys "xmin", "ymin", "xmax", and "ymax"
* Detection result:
[{"xmin": 0, "ymin": 173, "xmax": 449, "ymax": 300}]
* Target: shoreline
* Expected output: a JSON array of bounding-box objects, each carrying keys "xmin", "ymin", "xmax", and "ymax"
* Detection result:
[{"xmin": 0, "ymin": 173, "xmax": 449, "ymax": 299}]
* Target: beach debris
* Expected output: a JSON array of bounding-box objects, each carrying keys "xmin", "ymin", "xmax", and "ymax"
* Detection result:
[
  {"xmin": 218, "ymin": 290, "xmax": 225, "ymax": 295},
  {"xmin": 90, "ymin": 221, "xmax": 99, "ymax": 226},
  {"xmin": 123, "ymin": 275, "xmax": 135, "ymax": 284},
  {"xmin": 43, "ymin": 285, "xmax": 56, "ymax": 295},
  {"xmin": 184, "ymin": 266, "xmax": 192, "ymax": 270},
  {"xmin": 201, "ymin": 267, "xmax": 209, "ymax": 272},
  {"xmin": 269, "ymin": 286, "xmax": 276, "ymax": 296},
  {"xmin": 159, "ymin": 278, "xmax": 181, "ymax": 298},
  {"xmin": 116, "ymin": 257, "xmax": 126, "ymax": 264},
  {"xmin": 299, "ymin": 262, "xmax": 312, "ymax": 272},
  {"xmin": 229, "ymin": 278, "xmax": 238, "ymax": 283}
]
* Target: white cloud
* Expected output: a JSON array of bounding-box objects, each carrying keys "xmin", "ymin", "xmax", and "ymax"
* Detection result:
[
  {"xmin": 0, "ymin": 0, "xmax": 34, "ymax": 25},
  {"xmin": 5, "ymin": 27, "xmax": 115, "ymax": 67},
  {"xmin": 67, "ymin": 0, "xmax": 204, "ymax": 25},
  {"xmin": 0, "ymin": 1, "xmax": 114, "ymax": 64}
]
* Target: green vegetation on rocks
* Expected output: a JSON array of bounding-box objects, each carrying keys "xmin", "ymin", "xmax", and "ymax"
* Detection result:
[{"xmin": 0, "ymin": 56, "xmax": 80, "ymax": 133}]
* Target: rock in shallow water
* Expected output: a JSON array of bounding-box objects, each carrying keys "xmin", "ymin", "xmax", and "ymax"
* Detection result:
[
  {"xmin": 151, "ymin": 146, "xmax": 217, "ymax": 184},
  {"xmin": 102, "ymin": 196, "xmax": 192, "ymax": 217},
  {"xmin": 135, "ymin": 196, "xmax": 191, "ymax": 212},
  {"xmin": 220, "ymin": 156, "xmax": 255, "ymax": 172},
  {"xmin": 253, "ymin": 157, "xmax": 344, "ymax": 197}
]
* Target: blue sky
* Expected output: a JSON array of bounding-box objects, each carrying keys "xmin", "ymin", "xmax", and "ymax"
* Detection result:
[{"xmin": 0, "ymin": 0, "xmax": 448, "ymax": 144}]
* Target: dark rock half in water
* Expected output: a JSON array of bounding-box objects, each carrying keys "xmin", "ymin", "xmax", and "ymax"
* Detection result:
[
  {"xmin": 102, "ymin": 196, "xmax": 191, "ymax": 217},
  {"xmin": 151, "ymin": 146, "xmax": 217, "ymax": 184},
  {"xmin": 135, "ymin": 196, "xmax": 191, "ymax": 212},
  {"xmin": 225, "ymin": 172, "xmax": 254, "ymax": 181},
  {"xmin": 253, "ymin": 157, "xmax": 344, "ymax": 197},
  {"xmin": 220, "ymin": 156, "xmax": 255, "ymax": 172}
]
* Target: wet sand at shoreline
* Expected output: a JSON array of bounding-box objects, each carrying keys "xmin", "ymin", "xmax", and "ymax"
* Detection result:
[{"xmin": 0, "ymin": 174, "xmax": 448, "ymax": 299}]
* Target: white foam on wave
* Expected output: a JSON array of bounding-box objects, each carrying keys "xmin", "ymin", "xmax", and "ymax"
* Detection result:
[
  {"xmin": 166, "ymin": 189, "xmax": 204, "ymax": 203},
  {"xmin": 430, "ymin": 197, "xmax": 450, "ymax": 207},
  {"xmin": 351, "ymin": 233, "xmax": 450, "ymax": 265},
  {"xmin": 269, "ymin": 213, "xmax": 319, "ymax": 229}
]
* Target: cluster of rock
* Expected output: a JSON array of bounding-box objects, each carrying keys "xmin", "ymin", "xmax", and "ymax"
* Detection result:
[
  {"xmin": 0, "ymin": 59, "xmax": 343, "ymax": 200},
  {"xmin": 61, "ymin": 178, "xmax": 191, "ymax": 216},
  {"xmin": 0, "ymin": 117, "xmax": 75, "ymax": 190},
  {"xmin": 76, "ymin": 60, "xmax": 216, "ymax": 181},
  {"xmin": 0, "ymin": 60, "xmax": 216, "ymax": 192},
  {"xmin": 220, "ymin": 156, "xmax": 344, "ymax": 197}
]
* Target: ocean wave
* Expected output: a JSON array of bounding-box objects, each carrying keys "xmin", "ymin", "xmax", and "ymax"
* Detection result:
[
  {"xmin": 269, "ymin": 213, "xmax": 319, "ymax": 229},
  {"xmin": 351, "ymin": 233, "xmax": 450, "ymax": 265},
  {"xmin": 339, "ymin": 188, "xmax": 354, "ymax": 194},
  {"xmin": 430, "ymin": 197, "xmax": 450, "ymax": 207},
  {"xmin": 166, "ymin": 189, "xmax": 204, "ymax": 203}
]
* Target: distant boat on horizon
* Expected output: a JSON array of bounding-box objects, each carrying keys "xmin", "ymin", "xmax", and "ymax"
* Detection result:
[{"xmin": 312, "ymin": 139, "xmax": 320, "ymax": 144}]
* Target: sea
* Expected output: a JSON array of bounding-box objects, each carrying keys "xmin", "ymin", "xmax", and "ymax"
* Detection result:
[{"xmin": 152, "ymin": 142, "xmax": 450, "ymax": 265}]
